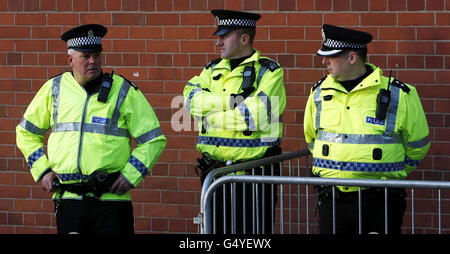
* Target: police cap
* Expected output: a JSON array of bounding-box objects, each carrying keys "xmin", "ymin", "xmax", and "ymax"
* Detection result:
[
  {"xmin": 211, "ymin": 9, "xmax": 261, "ymax": 36},
  {"xmin": 317, "ymin": 24, "xmax": 372, "ymax": 57},
  {"xmin": 61, "ymin": 24, "xmax": 107, "ymax": 53}
]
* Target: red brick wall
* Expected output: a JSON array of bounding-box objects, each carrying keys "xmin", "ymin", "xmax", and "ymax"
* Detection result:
[{"xmin": 0, "ymin": 0, "xmax": 448, "ymax": 233}]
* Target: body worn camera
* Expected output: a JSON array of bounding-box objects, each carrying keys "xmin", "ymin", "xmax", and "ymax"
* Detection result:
[{"xmin": 98, "ymin": 71, "xmax": 114, "ymax": 103}]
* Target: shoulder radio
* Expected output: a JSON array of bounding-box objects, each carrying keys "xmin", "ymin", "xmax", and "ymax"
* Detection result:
[{"xmin": 375, "ymin": 71, "xmax": 392, "ymax": 120}]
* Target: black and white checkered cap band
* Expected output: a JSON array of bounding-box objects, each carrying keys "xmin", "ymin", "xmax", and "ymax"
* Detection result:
[
  {"xmin": 67, "ymin": 36, "xmax": 102, "ymax": 48},
  {"xmin": 218, "ymin": 19, "xmax": 256, "ymax": 27},
  {"xmin": 324, "ymin": 38, "xmax": 366, "ymax": 49}
]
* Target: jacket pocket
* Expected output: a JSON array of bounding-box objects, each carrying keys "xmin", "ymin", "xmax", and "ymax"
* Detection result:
[{"xmin": 320, "ymin": 102, "xmax": 341, "ymax": 129}]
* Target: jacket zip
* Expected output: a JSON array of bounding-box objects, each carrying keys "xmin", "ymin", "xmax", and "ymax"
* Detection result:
[{"xmin": 77, "ymin": 94, "xmax": 92, "ymax": 180}]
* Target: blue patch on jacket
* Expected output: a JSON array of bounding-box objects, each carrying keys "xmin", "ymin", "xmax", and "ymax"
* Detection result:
[
  {"xmin": 366, "ymin": 116, "xmax": 385, "ymax": 126},
  {"xmin": 92, "ymin": 116, "xmax": 110, "ymax": 125}
]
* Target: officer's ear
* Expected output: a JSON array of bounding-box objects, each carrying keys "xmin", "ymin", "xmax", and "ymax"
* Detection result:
[
  {"xmin": 240, "ymin": 33, "xmax": 250, "ymax": 46},
  {"xmin": 348, "ymin": 51, "xmax": 359, "ymax": 65},
  {"xmin": 67, "ymin": 49, "xmax": 75, "ymax": 67},
  {"xmin": 67, "ymin": 55, "xmax": 74, "ymax": 67}
]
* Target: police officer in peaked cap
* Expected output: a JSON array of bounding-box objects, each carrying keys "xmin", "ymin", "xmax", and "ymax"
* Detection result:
[
  {"xmin": 16, "ymin": 24, "xmax": 167, "ymax": 234},
  {"xmin": 184, "ymin": 10, "xmax": 286, "ymax": 234},
  {"xmin": 304, "ymin": 24, "xmax": 430, "ymax": 234}
]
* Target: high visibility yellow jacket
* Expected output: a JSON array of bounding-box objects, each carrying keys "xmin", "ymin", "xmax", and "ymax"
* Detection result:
[
  {"xmin": 183, "ymin": 50, "xmax": 286, "ymax": 162},
  {"xmin": 304, "ymin": 64, "xmax": 430, "ymax": 192},
  {"xmin": 16, "ymin": 72, "xmax": 166, "ymax": 201}
]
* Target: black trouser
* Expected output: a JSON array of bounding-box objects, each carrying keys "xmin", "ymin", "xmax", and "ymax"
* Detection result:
[
  {"xmin": 55, "ymin": 197, "xmax": 134, "ymax": 234},
  {"xmin": 317, "ymin": 187, "xmax": 407, "ymax": 234},
  {"xmin": 211, "ymin": 146, "xmax": 281, "ymax": 234}
]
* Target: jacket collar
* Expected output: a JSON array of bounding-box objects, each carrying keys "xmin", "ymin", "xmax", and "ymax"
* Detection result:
[
  {"xmin": 214, "ymin": 49, "xmax": 260, "ymax": 70},
  {"xmin": 322, "ymin": 63, "xmax": 383, "ymax": 93}
]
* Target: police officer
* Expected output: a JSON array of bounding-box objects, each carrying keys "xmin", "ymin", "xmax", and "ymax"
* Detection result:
[
  {"xmin": 16, "ymin": 24, "xmax": 167, "ymax": 234},
  {"xmin": 183, "ymin": 10, "xmax": 286, "ymax": 233},
  {"xmin": 304, "ymin": 24, "xmax": 430, "ymax": 234}
]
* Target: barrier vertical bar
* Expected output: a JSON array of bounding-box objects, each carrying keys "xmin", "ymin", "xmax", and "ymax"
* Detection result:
[
  {"xmin": 262, "ymin": 164, "xmax": 266, "ymax": 234},
  {"xmin": 411, "ymin": 188, "xmax": 415, "ymax": 234},
  {"xmin": 438, "ymin": 189, "xmax": 442, "ymax": 234},
  {"xmin": 231, "ymin": 182, "xmax": 236, "ymax": 234},
  {"xmin": 213, "ymin": 191, "xmax": 217, "ymax": 234},
  {"xmin": 384, "ymin": 187, "xmax": 388, "ymax": 234},
  {"xmin": 280, "ymin": 161, "xmax": 283, "ymax": 234},
  {"xmin": 288, "ymin": 160, "xmax": 292, "ymax": 234},
  {"xmin": 243, "ymin": 182, "xmax": 247, "ymax": 234},
  {"xmin": 223, "ymin": 184, "xmax": 227, "ymax": 234},
  {"xmin": 297, "ymin": 157, "xmax": 301, "ymax": 234},
  {"xmin": 252, "ymin": 168, "xmax": 256, "ymax": 234},
  {"xmin": 358, "ymin": 187, "xmax": 362, "ymax": 234},
  {"xmin": 271, "ymin": 164, "xmax": 275, "ymax": 234},
  {"xmin": 255, "ymin": 176, "xmax": 260, "ymax": 234},
  {"xmin": 280, "ymin": 182, "xmax": 284, "ymax": 234},
  {"xmin": 306, "ymin": 184, "xmax": 310, "ymax": 234},
  {"xmin": 332, "ymin": 186, "xmax": 336, "ymax": 234}
]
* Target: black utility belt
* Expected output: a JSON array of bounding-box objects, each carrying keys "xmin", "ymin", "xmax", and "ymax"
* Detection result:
[{"xmin": 53, "ymin": 171, "xmax": 120, "ymax": 198}]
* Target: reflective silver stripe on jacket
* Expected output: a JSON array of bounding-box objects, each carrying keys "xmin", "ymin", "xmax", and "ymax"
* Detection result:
[
  {"xmin": 256, "ymin": 64, "xmax": 268, "ymax": 87},
  {"xmin": 109, "ymin": 81, "xmax": 131, "ymax": 136},
  {"xmin": 52, "ymin": 75, "xmax": 62, "ymax": 124},
  {"xmin": 307, "ymin": 141, "xmax": 314, "ymax": 151},
  {"xmin": 317, "ymin": 130, "xmax": 403, "ymax": 144},
  {"xmin": 52, "ymin": 122, "xmax": 130, "ymax": 137},
  {"xmin": 313, "ymin": 87, "xmax": 322, "ymax": 129},
  {"xmin": 384, "ymin": 85, "xmax": 400, "ymax": 136},
  {"xmin": 406, "ymin": 135, "xmax": 430, "ymax": 149},
  {"xmin": 185, "ymin": 87, "xmax": 202, "ymax": 113},
  {"xmin": 237, "ymin": 102, "xmax": 256, "ymax": 131},
  {"xmin": 135, "ymin": 127, "xmax": 164, "ymax": 145},
  {"xmin": 19, "ymin": 118, "xmax": 48, "ymax": 135},
  {"xmin": 257, "ymin": 91, "xmax": 271, "ymax": 123}
]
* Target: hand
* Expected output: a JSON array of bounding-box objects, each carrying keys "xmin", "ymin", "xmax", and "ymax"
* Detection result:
[
  {"xmin": 42, "ymin": 171, "xmax": 58, "ymax": 192},
  {"xmin": 109, "ymin": 175, "xmax": 132, "ymax": 195}
]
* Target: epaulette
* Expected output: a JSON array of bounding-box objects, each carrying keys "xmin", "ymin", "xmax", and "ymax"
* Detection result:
[
  {"xmin": 205, "ymin": 58, "xmax": 222, "ymax": 69},
  {"xmin": 391, "ymin": 79, "xmax": 410, "ymax": 93},
  {"xmin": 120, "ymin": 74, "xmax": 139, "ymax": 90},
  {"xmin": 312, "ymin": 76, "xmax": 327, "ymax": 91},
  {"xmin": 259, "ymin": 58, "xmax": 280, "ymax": 72}
]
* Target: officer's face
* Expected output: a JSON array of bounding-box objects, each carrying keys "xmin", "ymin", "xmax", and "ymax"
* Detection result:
[
  {"xmin": 322, "ymin": 51, "xmax": 355, "ymax": 81},
  {"xmin": 68, "ymin": 50, "xmax": 102, "ymax": 85},
  {"xmin": 216, "ymin": 30, "xmax": 245, "ymax": 60}
]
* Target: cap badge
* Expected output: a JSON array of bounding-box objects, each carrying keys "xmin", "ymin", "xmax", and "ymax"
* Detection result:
[{"xmin": 88, "ymin": 30, "xmax": 94, "ymax": 37}]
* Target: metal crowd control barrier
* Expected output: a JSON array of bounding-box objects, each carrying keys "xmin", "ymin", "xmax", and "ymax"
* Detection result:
[{"xmin": 195, "ymin": 149, "xmax": 450, "ymax": 234}]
